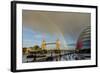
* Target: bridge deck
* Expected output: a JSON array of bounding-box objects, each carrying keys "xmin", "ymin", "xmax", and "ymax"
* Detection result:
[{"xmin": 46, "ymin": 43, "xmax": 56, "ymax": 45}]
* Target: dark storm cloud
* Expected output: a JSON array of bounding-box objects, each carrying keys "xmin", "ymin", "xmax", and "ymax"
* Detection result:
[{"xmin": 22, "ymin": 10, "xmax": 91, "ymax": 48}]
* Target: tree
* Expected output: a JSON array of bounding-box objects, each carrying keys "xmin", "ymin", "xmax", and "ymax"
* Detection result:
[{"xmin": 33, "ymin": 45, "xmax": 40, "ymax": 50}]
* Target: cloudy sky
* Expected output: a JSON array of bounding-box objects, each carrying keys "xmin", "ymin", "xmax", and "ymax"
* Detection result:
[{"xmin": 22, "ymin": 10, "xmax": 90, "ymax": 50}]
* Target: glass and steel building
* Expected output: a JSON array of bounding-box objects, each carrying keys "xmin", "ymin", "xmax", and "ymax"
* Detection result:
[{"xmin": 76, "ymin": 26, "xmax": 91, "ymax": 50}]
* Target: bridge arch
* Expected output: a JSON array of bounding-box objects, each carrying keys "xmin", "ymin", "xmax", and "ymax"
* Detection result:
[{"xmin": 41, "ymin": 39, "xmax": 61, "ymax": 50}]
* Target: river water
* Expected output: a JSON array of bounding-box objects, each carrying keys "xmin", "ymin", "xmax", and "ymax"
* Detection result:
[{"xmin": 22, "ymin": 51, "xmax": 91, "ymax": 63}]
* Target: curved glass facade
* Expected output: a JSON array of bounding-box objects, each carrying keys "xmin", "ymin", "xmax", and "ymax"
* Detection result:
[{"xmin": 76, "ymin": 26, "xmax": 91, "ymax": 50}]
